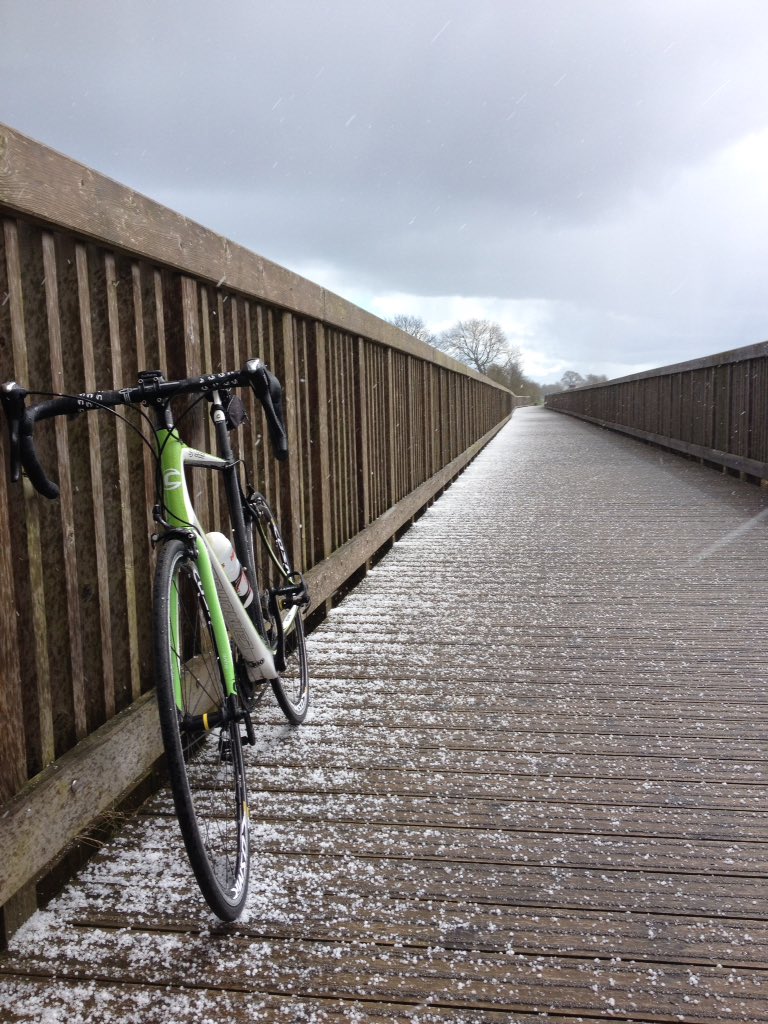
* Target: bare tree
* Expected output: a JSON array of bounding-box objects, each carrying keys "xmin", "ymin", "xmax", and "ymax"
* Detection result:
[
  {"xmin": 486, "ymin": 350, "xmax": 541, "ymax": 400},
  {"xmin": 388, "ymin": 314, "xmax": 437, "ymax": 346},
  {"xmin": 438, "ymin": 319, "xmax": 508, "ymax": 374},
  {"xmin": 543, "ymin": 370, "xmax": 609, "ymax": 394},
  {"xmin": 500, "ymin": 350, "xmax": 526, "ymax": 391},
  {"xmin": 559, "ymin": 370, "xmax": 586, "ymax": 390}
]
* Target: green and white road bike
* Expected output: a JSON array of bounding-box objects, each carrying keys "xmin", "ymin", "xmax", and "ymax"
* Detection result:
[{"xmin": 1, "ymin": 360, "xmax": 310, "ymax": 920}]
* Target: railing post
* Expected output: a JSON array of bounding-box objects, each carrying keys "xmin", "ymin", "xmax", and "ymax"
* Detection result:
[
  {"xmin": 385, "ymin": 349, "xmax": 398, "ymax": 508},
  {"xmin": 355, "ymin": 337, "xmax": 371, "ymax": 530},
  {"xmin": 310, "ymin": 322, "xmax": 333, "ymax": 614}
]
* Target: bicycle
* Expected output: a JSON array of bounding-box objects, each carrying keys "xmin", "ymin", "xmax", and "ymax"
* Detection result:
[{"xmin": 0, "ymin": 359, "xmax": 310, "ymax": 920}]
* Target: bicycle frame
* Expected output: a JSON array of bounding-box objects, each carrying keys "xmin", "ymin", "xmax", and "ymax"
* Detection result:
[{"xmin": 156, "ymin": 422, "xmax": 278, "ymax": 704}]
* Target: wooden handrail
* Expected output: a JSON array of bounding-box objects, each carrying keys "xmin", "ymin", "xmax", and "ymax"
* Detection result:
[{"xmin": 545, "ymin": 343, "xmax": 768, "ymax": 482}]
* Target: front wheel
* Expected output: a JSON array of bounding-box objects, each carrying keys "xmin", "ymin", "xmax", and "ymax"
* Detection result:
[
  {"xmin": 153, "ymin": 537, "xmax": 250, "ymax": 920},
  {"xmin": 246, "ymin": 494, "xmax": 310, "ymax": 725}
]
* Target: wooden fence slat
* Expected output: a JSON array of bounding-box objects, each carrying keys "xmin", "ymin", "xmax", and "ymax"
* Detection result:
[
  {"xmin": 355, "ymin": 337, "xmax": 370, "ymax": 531},
  {"xmin": 310, "ymin": 323, "xmax": 332, "ymax": 574},
  {"xmin": 132, "ymin": 263, "xmax": 158, "ymax": 570},
  {"xmin": 105, "ymin": 253, "xmax": 141, "ymax": 704},
  {"xmin": 0, "ymin": 431, "xmax": 26, "ymax": 805},
  {"xmin": 3, "ymin": 218, "xmax": 54, "ymax": 769},
  {"xmin": 0, "ymin": 219, "xmax": 29, "ymax": 807},
  {"xmin": 41, "ymin": 232, "xmax": 86, "ymax": 738},
  {"xmin": 277, "ymin": 312, "xmax": 302, "ymax": 566},
  {"xmin": 75, "ymin": 242, "xmax": 115, "ymax": 721}
]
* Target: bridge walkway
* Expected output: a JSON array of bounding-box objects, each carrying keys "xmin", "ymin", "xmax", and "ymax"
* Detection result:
[{"xmin": 1, "ymin": 406, "xmax": 767, "ymax": 1022}]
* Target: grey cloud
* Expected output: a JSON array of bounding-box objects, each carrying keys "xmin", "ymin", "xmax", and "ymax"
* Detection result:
[{"xmin": 2, "ymin": 0, "xmax": 768, "ymax": 379}]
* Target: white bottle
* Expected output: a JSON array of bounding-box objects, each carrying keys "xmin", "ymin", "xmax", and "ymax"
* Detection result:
[{"xmin": 206, "ymin": 532, "xmax": 253, "ymax": 607}]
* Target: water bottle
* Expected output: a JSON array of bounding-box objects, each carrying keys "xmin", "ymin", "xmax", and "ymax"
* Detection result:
[{"xmin": 206, "ymin": 532, "xmax": 253, "ymax": 607}]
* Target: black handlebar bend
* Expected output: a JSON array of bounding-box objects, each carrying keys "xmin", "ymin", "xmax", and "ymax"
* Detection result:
[
  {"xmin": 244, "ymin": 359, "xmax": 289, "ymax": 462},
  {"xmin": 0, "ymin": 360, "xmax": 290, "ymax": 500}
]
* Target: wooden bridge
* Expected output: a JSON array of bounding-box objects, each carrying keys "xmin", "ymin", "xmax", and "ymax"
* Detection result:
[
  {"xmin": 1, "ymin": 126, "xmax": 767, "ymax": 1021},
  {"xmin": 1, "ymin": 405, "xmax": 767, "ymax": 1022}
]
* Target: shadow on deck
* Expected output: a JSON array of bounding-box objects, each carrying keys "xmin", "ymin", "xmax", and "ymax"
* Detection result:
[{"xmin": 1, "ymin": 406, "xmax": 767, "ymax": 1023}]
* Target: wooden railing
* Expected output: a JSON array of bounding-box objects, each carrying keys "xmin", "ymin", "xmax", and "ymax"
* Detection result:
[
  {"xmin": 0, "ymin": 124, "xmax": 517, "ymax": 934},
  {"xmin": 545, "ymin": 342, "xmax": 768, "ymax": 483}
]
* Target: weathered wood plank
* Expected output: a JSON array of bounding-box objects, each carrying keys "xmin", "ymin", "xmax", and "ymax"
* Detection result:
[
  {"xmin": 62, "ymin": 833, "xmax": 768, "ymax": 921},
  {"xmin": 0, "ymin": 979, "xmax": 550, "ymax": 1024},
  {"xmin": 243, "ymin": 789, "xmax": 768, "ymax": 843},
  {"xmin": 73, "ymin": 900, "xmax": 768, "ymax": 971},
  {"xmin": 309, "ymin": 321, "xmax": 332, "ymax": 575},
  {"xmin": 278, "ymin": 311, "xmax": 303, "ymax": 565},
  {"xmin": 41, "ymin": 231, "xmax": 86, "ymax": 738},
  {"xmin": 3, "ymin": 925, "xmax": 765, "ymax": 1023},
  {"xmin": 247, "ymin": 741, "xmax": 765, "ymax": 784},
  {"xmin": 3, "ymin": 218, "xmax": 54, "ymax": 770},
  {"xmin": 244, "ymin": 764, "xmax": 764, "ymax": 812},
  {"xmin": 0, "ymin": 691, "xmax": 161, "ymax": 906},
  {"xmin": 75, "ymin": 241, "xmax": 115, "ymax": 720},
  {"xmin": 0, "ymin": 224, "xmax": 27, "ymax": 806},
  {"xmin": 105, "ymin": 252, "xmax": 141, "ymax": 705}
]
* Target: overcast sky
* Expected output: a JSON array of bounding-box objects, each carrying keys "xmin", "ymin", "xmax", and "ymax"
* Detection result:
[{"xmin": 2, "ymin": 1, "xmax": 768, "ymax": 382}]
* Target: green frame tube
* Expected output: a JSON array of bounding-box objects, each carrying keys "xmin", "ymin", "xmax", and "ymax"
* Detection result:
[{"xmin": 157, "ymin": 428, "xmax": 237, "ymax": 701}]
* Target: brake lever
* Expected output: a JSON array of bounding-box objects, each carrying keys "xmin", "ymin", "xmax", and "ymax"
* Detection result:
[{"xmin": 245, "ymin": 359, "xmax": 289, "ymax": 461}]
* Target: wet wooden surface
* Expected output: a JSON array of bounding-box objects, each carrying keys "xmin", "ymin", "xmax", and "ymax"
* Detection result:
[{"xmin": 2, "ymin": 406, "xmax": 767, "ymax": 1022}]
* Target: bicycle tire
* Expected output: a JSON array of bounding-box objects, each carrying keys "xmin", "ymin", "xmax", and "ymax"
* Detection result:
[
  {"xmin": 153, "ymin": 537, "xmax": 250, "ymax": 920},
  {"xmin": 246, "ymin": 494, "xmax": 310, "ymax": 725}
]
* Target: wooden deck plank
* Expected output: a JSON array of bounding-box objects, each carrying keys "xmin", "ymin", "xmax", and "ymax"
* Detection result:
[
  {"xmin": 237, "ymin": 724, "xmax": 764, "ymax": 761},
  {"xmin": 47, "ymin": 842, "xmax": 768, "ymax": 922},
  {"xmin": 245, "ymin": 740, "xmax": 766, "ymax": 784},
  {"xmin": 2, "ymin": 925, "xmax": 765, "ymax": 1023},
  {"xmin": 60, "ymin": 904, "xmax": 768, "ymax": 972},
  {"xmin": 2, "ymin": 408, "xmax": 767, "ymax": 1022},
  {"xmin": 0, "ymin": 979, "xmax": 587, "ymax": 1024},
  {"xmin": 243, "ymin": 766, "xmax": 765, "ymax": 810},
  {"xmin": 138, "ymin": 787, "xmax": 768, "ymax": 843}
]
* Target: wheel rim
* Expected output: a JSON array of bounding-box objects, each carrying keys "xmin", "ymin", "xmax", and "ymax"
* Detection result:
[
  {"xmin": 279, "ymin": 611, "xmax": 309, "ymax": 714},
  {"xmin": 168, "ymin": 554, "xmax": 249, "ymax": 906},
  {"xmin": 247, "ymin": 495, "xmax": 310, "ymax": 721}
]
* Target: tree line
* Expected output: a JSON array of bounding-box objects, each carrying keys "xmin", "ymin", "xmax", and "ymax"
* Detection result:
[
  {"xmin": 388, "ymin": 314, "xmax": 542, "ymax": 401},
  {"xmin": 540, "ymin": 370, "xmax": 608, "ymax": 396},
  {"xmin": 388, "ymin": 314, "xmax": 610, "ymax": 401}
]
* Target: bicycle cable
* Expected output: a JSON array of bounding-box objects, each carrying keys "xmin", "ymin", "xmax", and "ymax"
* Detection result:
[{"xmin": 21, "ymin": 387, "xmax": 217, "ymax": 532}]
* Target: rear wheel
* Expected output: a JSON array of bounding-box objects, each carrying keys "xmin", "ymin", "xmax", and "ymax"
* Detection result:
[
  {"xmin": 246, "ymin": 493, "xmax": 310, "ymax": 724},
  {"xmin": 153, "ymin": 537, "xmax": 250, "ymax": 920}
]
